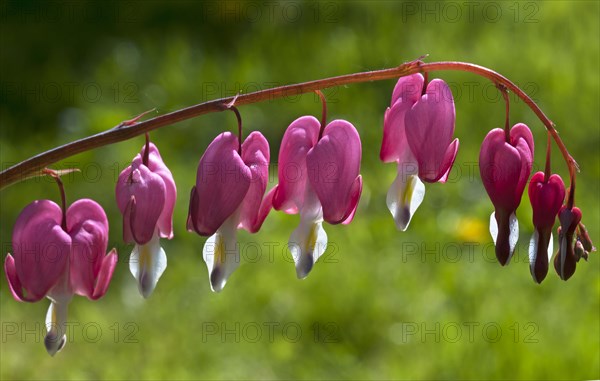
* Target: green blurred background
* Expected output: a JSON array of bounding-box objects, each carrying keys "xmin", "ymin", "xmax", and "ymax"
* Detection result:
[{"xmin": 1, "ymin": 1, "xmax": 598, "ymax": 379}]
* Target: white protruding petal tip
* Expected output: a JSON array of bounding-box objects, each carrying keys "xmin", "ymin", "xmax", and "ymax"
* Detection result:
[
  {"xmin": 489, "ymin": 212, "xmax": 498, "ymax": 244},
  {"xmin": 529, "ymin": 231, "xmax": 554, "ymax": 283},
  {"xmin": 202, "ymin": 229, "xmax": 240, "ymax": 293},
  {"xmin": 507, "ymin": 212, "xmax": 519, "ymax": 262},
  {"xmin": 528, "ymin": 230, "xmax": 539, "ymax": 282},
  {"xmin": 386, "ymin": 173, "xmax": 425, "ymax": 231},
  {"xmin": 44, "ymin": 333, "xmax": 66, "ymax": 357},
  {"xmin": 548, "ymin": 232, "xmax": 554, "ymax": 262},
  {"xmin": 130, "ymin": 233, "xmax": 167, "ymax": 299},
  {"xmin": 44, "ymin": 301, "xmax": 69, "ymax": 356},
  {"xmin": 528, "ymin": 230, "xmax": 538, "ymax": 264},
  {"xmin": 289, "ymin": 220, "xmax": 328, "ymax": 279}
]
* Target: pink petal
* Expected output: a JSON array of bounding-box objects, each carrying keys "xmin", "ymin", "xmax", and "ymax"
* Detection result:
[
  {"xmin": 479, "ymin": 128, "xmax": 523, "ymax": 212},
  {"xmin": 90, "ymin": 249, "xmax": 118, "ymax": 300},
  {"xmin": 405, "ymin": 79, "xmax": 457, "ymax": 182},
  {"xmin": 122, "ymin": 196, "xmax": 134, "ymax": 243},
  {"xmin": 512, "ymin": 129, "xmax": 534, "ymax": 208},
  {"xmin": 11, "ymin": 200, "xmax": 70, "ymax": 301},
  {"xmin": 307, "ymin": 119, "xmax": 362, "ymax": 225},
  {"xmin": 528, "ymin": 172, "xmax": 565, "ymax": 230},
  {"xmin": 436, "ymin": 138, "xmax": 460, "ymax": 183},
  {"xmin": 66, "ymin": 199, "xmax": 108, "ymax": 235},
  {"xmin": 66, "ymin": 199, "xmax": 109, "ymax": 298},
  {"xmin": 116, "ymin": 164, "xmax": 166, "ymax": 245},
  {"xmin": 250, "ymin": 187, "xmax": 276, "ymax": 233},
  {"xmin": 5, "ymin": 254, "xmax": 35, "ymax": 302},
  {"xmin": 341, "ymin": 175, "xmax": 363, "ymax": 225},
  {"xmin": 381, "ymin": 74, "xmax": 424, "ymax": 163},
  {"xmin": 390, "ymin": 73, "xmax": 424, "ymax": 106},
  {"xmin": 238, "ymin": 132, "xmax": 271, "ymax": 233},
  {"xmin": 145, "ymin": 143, "xmax": 177, "ymax": 240},
  {"xmin": 510, "ymin": 123, "xmax": 534, "ymax": 157},
  {"xmin": 187, "ymin": 186, "xmax": 200, "ymax": 233},
  {"xmin": 380, "ymin": 101, "xmax": 417, "ymax": 164},
  {"xmin": 115, "ymin": 163, "xmax": 134, "ymax": 213},
  {"xmin": 189, "ymin": 132, "xmax": 251, "ymax": 236},
  {"xmin": 273, "ymin": 116, "xmax": 320, "ymax": 214}
]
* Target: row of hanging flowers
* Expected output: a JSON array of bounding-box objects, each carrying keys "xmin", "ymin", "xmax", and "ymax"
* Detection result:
[{"xmin": 3, "ymin": 64, "xmax": 595, "ymax": 355}]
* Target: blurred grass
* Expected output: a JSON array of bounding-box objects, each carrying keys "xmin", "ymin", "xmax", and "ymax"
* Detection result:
[{"xmin": 0, "ymin": 1, "xmax": 598, "ymax": 380}]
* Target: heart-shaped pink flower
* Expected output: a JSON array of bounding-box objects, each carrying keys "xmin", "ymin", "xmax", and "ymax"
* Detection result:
[
  {"xmin": 272, "ymin": 116, "xmax": 362, "ymax": 278},
  {"xmin": 479, "ymin": 123, "xmax": 534, "ymax": 265},
  {"xmin": 188, "ymin": 131, "xmax": 272, "ymax": 292},
  {"xmin": 5, "ymin": 199, "xmax": 117, "ymax": 355},
  {"xmin": 116, "ymin": 140, "xmax": 176, "ymax": 298},
  {"xmin": 528, "ymin": 171, "xmax": 565, "ymax": 283}
]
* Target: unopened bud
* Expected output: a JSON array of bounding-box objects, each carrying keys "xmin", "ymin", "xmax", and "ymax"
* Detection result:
[{"xmin": 577, "ymin": 223, "xmax": 596, "ymax": 253}]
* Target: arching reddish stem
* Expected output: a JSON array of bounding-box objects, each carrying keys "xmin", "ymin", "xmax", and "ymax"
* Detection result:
[{"xmin": 0, "ymin": 60, "xmax": 578, "ymax": 190}]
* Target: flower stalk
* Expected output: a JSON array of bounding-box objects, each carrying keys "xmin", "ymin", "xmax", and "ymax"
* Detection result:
[
  {"xmin": 315, "ymin": 90, "xmax": 328, "ymax": 140},
  {"xmin": 42, "ymin": 168, "xmax": 67, "ymax": 230},
  {"xmin": 499, "ymin": 85, "xmax": 511, "ymax": 142}
]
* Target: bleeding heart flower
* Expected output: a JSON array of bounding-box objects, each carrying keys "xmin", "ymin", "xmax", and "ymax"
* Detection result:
[
  {"xmin": 528, "ymin": 171, "xmax": 565, "ymax": 283},
  {"xmin": 187, "ymin": 131, "xmax": 272, "ymax": 292},
  {"xmin": 479, "ymin": 123, "xmax": 534, "ymax": 265},
  {"xmin": 381, "ymin": 74, "xmax": 459, "ymax": 230},
  {"xmin": 271, "ymin": 116, "xmax": 362, "ymax": 278},
  {"xmin": 554, "ymin": 206, "xmax": 582, "ymax": 280},
  {"xmin": 4, "ymin": 199, "xmax": 117, "ymax": 356},
  {"xmin": 116, "ymin": 139, "xmax": 176, "ymax": 298}
]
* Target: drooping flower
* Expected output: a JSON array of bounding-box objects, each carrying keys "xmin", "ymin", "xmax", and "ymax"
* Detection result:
[
  {"xmin": 4, "ymin": 199, "xmax": 117, "ymax": 356},
  {"xmin": 381, "ymin": 74, "xmax": 459, "ymax": 230},
  {"xmin": 271, "ymin": 116, "xmax": 362, "ymax": 278},
  {"xmin": 116, "ymin": 138, "xmax": 176, "ymax": 298},
  {"xmin": 554, "ymin": 205, "xmax": 582, "ymax": 280},
  {"xmin": 187, "ymin": 131, "xmax": 272, "ymax": 292},
  {"xmin": 479, "ymin": 123, "xmax": 534, "ymax": 265},
  {"xmin": 528, "ymin": 171, "xmax": 565, "ymax": 283}
]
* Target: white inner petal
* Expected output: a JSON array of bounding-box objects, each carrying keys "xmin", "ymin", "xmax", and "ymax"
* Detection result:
[
  {"xmin": 130, "ymin": 232, "xmax": 167, "ymax": 299},
  {"xmin": 489, "ymin": 212, "xmax": 498, "ymax": 244},
  {"xmin": 507, "ymin": 212, "xmax": 519, "ymax": 264},
  {"xmin": 528, "ymin": 230, "xmax": 538, "ymax": 266},
  {"xmin": 548, "ymin": 232, "xmax": 554, "ymax": 262},
  {"xmin": 44, "ymin": 299, "xmax": 69, "ymax": 356},
  {"xmin": 290, "ymin": 184, "xmax": 328, "ymax": 279},
  {"xmin": 289, "ymin": 219, "xmax": 328, "ymax": 279},
  {"xmin": 202, "ymin": 214, "xmax": 240, "ymax": 292},
  {"xmin": 528, "ymin": 230, "xmax": 539, "ymax": 282},
  {"xmin": 386, "ymin": 171, "xmax": 425, "ymax": 231}
]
